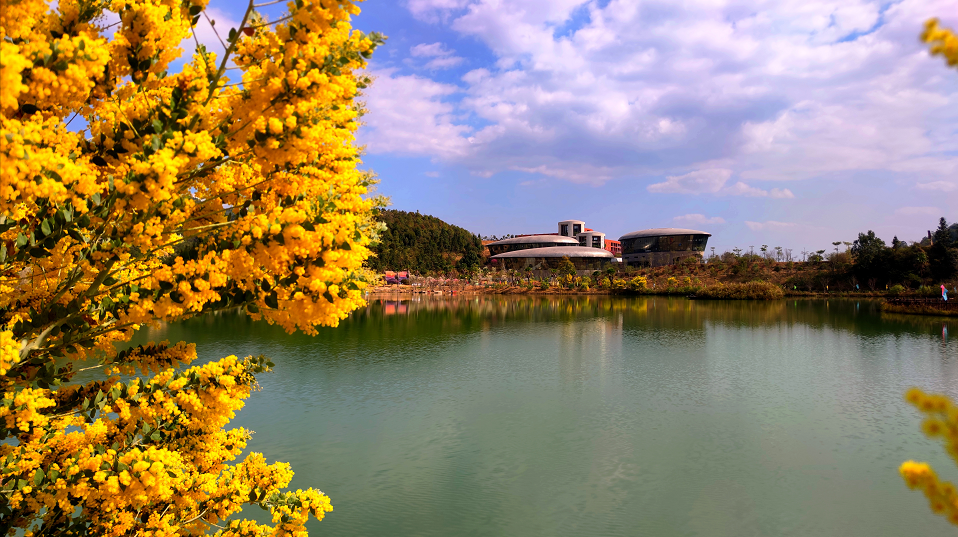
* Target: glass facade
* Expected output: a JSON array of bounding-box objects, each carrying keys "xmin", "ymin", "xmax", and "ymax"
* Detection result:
[
  {"xmin": 488, "ymin": 241, "xmax": 578, "ymax": 256},
  {"xmin": 620, "ymin": 234, "xmax": 710, "ymax": 255}
]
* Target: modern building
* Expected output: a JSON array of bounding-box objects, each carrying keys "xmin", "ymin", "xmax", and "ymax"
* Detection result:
[
  {"xmin": 577, "ymin": 231, "xmax": 605, "ymax": 249},
  {"xmin": 486, "ymin": 234, "xmax": 580, "ymax": 256},
  {"xmin": 558, "ymin": 220, "xmax": 585, "ymax": 238},
  {"xmin": 618, "ymin": 228, "xmax": 711, "ymax": 267},
  {"xmin": 490, "ymin": 246, "xmax": 616, "ymax": 277}
]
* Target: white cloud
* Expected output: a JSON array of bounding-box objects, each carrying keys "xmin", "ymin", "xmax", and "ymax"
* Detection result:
[
  {"xmin": 425, "ymin": 56, "xmax": 465, "ymax": 69},
  {"xmin": 647, "ymin": 169, "xmax": 794, "ymax": 197},
  {"xmin": 406, "ymin": 0, "xmax": 471, "ymax": 23},
  {"xmin": 364, "ymin": 0, "xmax": 958, "ymax": 187},
  {"xmin": 674, "ymin": 214, "xmax": 726, "ymax": 225},
  {"xmin": 648, "ymin": 169, "xmax": 732, "ymax": 194},
  {"xmin": 409, "ymin": 42, "xmax": 465, "ymax": 69},
  {"xmin": 746, "ymin": 221, "xmax": 797, "ymax": 231},
  {"xmin": 512, "ymin": 164, "xmax": 617, "ymax": 185},
  {"xmin": 357, "ymin": 69, "xmax": 472, "ymax": 158},
  {"xmin": 916, "ymin": 181, "xmax": 957, "ymax": 192},
  {"xmin": 411, "ymin": 42, "xmax": 452, "ymax": 57},
  {"xmin": 894, "ymin": 206, "xmax": 941, "ymax": 217}
]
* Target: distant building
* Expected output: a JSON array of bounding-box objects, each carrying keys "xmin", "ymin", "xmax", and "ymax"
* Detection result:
[
  {"xmin": 618, "ymin": 228, "xmax": 711, "ymax": 267},
  {"xmin": 490, "ymin": 246, "xmax": 616, "ymax": 277},
  {"xmin": 558, "ymin": 220, "xmax": 585, "ymax": 238},
  {"xmin": 486, "ymin": 235, "xmax": 580, "ymax": 256}
]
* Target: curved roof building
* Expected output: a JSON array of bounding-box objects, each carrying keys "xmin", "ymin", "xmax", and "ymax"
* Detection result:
[
  {"xmin": 487, "ymin": 234, "xmax": 580, "ymax": 256},
  {"xmin": 618, "ymin": 228, "xmax": 711, "ymax": 267},
  {"xmin": 490, "ymin": 246, "xmax": 615, "ymax": 273}
]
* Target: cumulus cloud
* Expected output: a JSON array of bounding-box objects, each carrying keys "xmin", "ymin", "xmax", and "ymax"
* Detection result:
[
  {"xmin": 674, "ymin": 214, "xmax": 726, "ymax": 225},
  {"xmin": 357, "ymin": 69, "xmax": 472, "ymax": 158},
  {"xmin": 360, "ymin": 0, "xmax": 958, "ymax": 187},
  {"xmin": 745, "ymin": 221, "xmax": 797, "ymax": 231}
]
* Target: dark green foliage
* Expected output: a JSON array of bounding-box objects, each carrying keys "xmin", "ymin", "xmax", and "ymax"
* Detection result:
[
  {"xmin": 929, "ymin": 218, "xmax": 958, "ymax": 281},
  {"xmin": 557, "ymin": 256, "xmax": 576, "ymax": 277},
  {"xmin": 851, "ymin": 230, "xmax": 888, "ymax": 285},
  {"xmin": 367, "ymin": 210, "xmax": 483, "ymax": 273}
]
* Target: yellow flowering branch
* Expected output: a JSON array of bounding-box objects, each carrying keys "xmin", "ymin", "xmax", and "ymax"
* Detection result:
[{"xmin": 1, "ymin": 0, "xmax": 385, "ymax": 533}]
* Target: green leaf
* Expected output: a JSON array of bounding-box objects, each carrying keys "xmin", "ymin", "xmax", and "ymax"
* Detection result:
[
  {"xmin": 152, "ymin": 119, "xmax": 163, "ymax": 133},
  {"xmin": 16, "ymin": 233, "xmax": 27, "ymax": 247},
  {"xmin": 150, "ymin": 432, "xmax": 161, "ymax": 442},
  {"xmin": 34, "ymin": 468, "xmax": 44, "ymax": 486},
  {"xmin": 264, "ymin": 292, "xmax": 278, "ymax": 309}
]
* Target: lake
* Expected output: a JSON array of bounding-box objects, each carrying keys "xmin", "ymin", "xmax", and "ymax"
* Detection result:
[{"xmin": 141, "ymin": 296, "xmax": 956, "ymax": 536}]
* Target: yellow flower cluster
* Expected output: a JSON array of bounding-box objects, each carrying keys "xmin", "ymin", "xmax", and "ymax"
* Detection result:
[
  {"xmin": 0, "ymin": 328, "xmax": 18, "ymax": 375},
  {"xmin": 1, "ymin": 355, "xmax": 333, "ymax": 536},
  {"xmin": 900, "ymin": 388, "xmax": 958, "ymax": 526},
  {"xmin": 923, "ymin": 18, "xmax": 958, "ymax": 67},
  {"xmin": 1, "ymin": 0, "xmax": 383, "ymax": 534}
]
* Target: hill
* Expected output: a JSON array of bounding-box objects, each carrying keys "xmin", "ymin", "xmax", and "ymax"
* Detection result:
[{"xmin": 368, "ymin": 210, "xmax": 483, "ymax": 273}]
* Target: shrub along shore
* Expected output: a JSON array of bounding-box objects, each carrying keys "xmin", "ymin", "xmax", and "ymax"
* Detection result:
[{"xmin": 369, "ymin": 255, "xmax": 954, "ymax": 302}]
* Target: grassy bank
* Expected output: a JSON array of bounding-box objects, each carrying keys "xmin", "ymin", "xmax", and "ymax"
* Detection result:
[
  {"xmin": 881, "ymin": 301, "xmax": 958, "ymax": 317},
  {"xmin": 694, "ymin": 281, "xmax": 785, "ymax": 300}
]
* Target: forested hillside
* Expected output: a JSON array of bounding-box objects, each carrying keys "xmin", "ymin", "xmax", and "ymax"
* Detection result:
[{"xmin": 368, "ymin": 210, "xmax": 483, "ymax": 273}]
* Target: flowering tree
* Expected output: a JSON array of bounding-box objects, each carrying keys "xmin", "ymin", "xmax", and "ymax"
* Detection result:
[
  {"xmin": 898, "ymin": 18, "xmax": 958, "ymax": 527},
  {"xmin": 0, "ymin": 0, "xmax": 383, "ymax": 534}
]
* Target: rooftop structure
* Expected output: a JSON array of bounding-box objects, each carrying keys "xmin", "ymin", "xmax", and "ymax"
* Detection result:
[{"xmin": 618, "ymin": 228, "xmax": 711, "ymax": 267}]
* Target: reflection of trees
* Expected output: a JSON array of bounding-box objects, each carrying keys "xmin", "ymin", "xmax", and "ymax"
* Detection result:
[{"xmin": 146, "ymin": 297, "xmax": 950, "ymax": 354}]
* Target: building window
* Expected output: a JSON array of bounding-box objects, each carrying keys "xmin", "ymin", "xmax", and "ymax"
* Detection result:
[
  {"xmin": 592, "ymin": 236, "xmax": 601, "ymax": 248},
  {"xmin": 573, "ymin": 224, "xmax": 582, "ymax": 235},
  {"xmin": 561, "ymin": 224, "xmax": 568, "ymax": 236},
  {"xmin": 579, "ymin": 236, "xmax": 587, "ymax": 246}
]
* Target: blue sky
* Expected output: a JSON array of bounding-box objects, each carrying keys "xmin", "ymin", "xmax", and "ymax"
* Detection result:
[{"xmin": 197, "ymin": 0, "xmax": 956, "ymax": 254}]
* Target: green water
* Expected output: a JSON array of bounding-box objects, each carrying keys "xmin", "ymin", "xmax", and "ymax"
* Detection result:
[{"xmin": 143, "ymin": 296, "xmax": 956, "ymax": 536}]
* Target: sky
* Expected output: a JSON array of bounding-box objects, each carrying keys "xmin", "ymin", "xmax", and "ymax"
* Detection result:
[{"xmin": 201, "ymin": 1, "xmax": 955, "ymax": 254}]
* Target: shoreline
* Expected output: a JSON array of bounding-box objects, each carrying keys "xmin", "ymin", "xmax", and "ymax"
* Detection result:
[{"xmin": 366, "ymin": 285, "xmax": 932, "ymax": 300}]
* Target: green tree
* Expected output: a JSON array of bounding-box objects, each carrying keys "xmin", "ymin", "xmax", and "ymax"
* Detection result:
[
  {"xmin": 929, "ymin": 217, "xmax": 958, "ymax": 281},
  {"xmin": 851, "ymin": 230, "xmax": 889, "ymax": 286},
  {"xmin": 557, "ymin": 256, "xmax": 577, "ymax": 277}
]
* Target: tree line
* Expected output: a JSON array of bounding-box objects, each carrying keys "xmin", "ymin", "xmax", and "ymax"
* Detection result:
[
  {"xmin": 850, "ymin": 217, "xmax": 957, "ymax": 289},
  {"xmin": 368, "ymin": 210, "xmax": 484, "ymax": 273}
]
